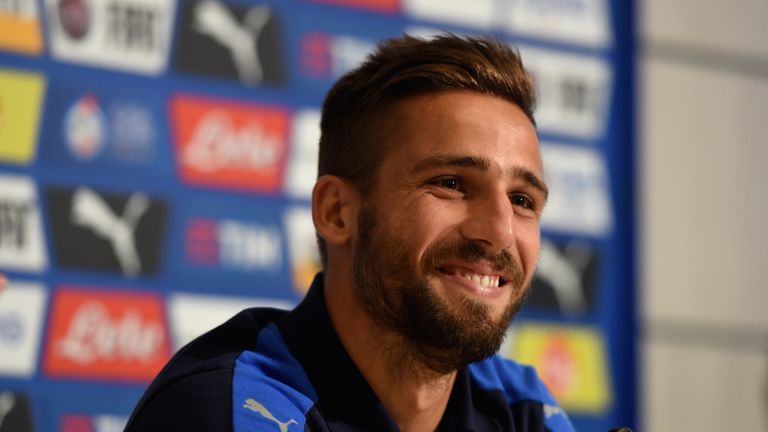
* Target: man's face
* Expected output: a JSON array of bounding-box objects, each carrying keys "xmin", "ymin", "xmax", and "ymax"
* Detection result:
[{"xmin": 351, "ymin": 91, "xmax": 546, "ymax": 373}]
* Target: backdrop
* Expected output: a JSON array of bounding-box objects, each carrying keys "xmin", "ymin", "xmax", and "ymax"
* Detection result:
[{"xmin": 0, "ymin": 0, "xmax": 635, "ymax": 430}]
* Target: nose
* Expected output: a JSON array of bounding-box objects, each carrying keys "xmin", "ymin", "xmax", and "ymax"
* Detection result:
[{"xmin": 458, "ymin": 190, "xmax": 515, "ymax": 253}]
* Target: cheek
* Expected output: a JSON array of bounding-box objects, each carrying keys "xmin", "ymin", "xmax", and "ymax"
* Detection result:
[
  {"xmin": 416, "ymin": 201, "xmax": 465, "ymax": 239},
  {"xmin": 400, "ymin": 200, "xmax": 461, "ymax": 257}
]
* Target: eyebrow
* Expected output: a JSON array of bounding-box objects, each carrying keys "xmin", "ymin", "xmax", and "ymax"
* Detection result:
[{"xmin": 412, "ymin": 154, "xmax": 549, "ymax": 200}]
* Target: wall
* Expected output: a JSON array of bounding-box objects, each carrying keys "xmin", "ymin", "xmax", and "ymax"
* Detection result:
[{"xmin": 640, "ymin": 0, "xmax": 768, "ymax": 430}]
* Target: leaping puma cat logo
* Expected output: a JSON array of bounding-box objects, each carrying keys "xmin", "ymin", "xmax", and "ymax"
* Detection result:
[{"xmin": 243, "ymin": 398, "xmax": 297, "ymax": 431}]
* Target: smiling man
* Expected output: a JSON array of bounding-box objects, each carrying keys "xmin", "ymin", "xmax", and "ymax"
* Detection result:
[{"xmin": 126, "ymin": 34, "xmax": 575, "ymax": 432}]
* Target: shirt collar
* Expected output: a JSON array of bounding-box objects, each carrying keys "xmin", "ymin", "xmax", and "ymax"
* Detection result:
[
  {"xmin": 276, "ymin": 273, "xmax": 498, "ymax": 431},
  {"xmin": 276, "ymin": 274, "xmax": 398, "ymax": 429}
]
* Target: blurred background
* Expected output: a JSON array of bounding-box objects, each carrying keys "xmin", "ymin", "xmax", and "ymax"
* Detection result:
[
  {"xmin": 0, "ymin": 0, "xmax": 764, "ymax": 431},
  {"xmin": 640, "ymin": 1, "xmax": 768, "ymax": 430}
]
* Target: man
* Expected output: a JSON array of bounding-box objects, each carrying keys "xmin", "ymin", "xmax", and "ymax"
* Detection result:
[{"xmin": 126, "ymin": 34, "xmax": 575, "ymax": 431}]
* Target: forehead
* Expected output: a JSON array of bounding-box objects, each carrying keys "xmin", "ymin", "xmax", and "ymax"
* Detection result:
[{"xmin": 378, "ymin": 91, "xmax": 542, "ymax": 176}]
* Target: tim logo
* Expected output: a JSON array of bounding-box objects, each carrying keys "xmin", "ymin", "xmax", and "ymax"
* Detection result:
[
  {"xmin": 174, "ymin": 0, "xmax": 284, "ymax": 86},
  {"xmin": 60, "ymin": 414, "xmax": 128, "ymax": 432},
  {"xmin": 185, "ymin": 218, "xmax": 282, "ymax": 272},
  {"xmin": 170, "ymin": 95, "xmax": 289, "ymax": 194},
  {"xmin": 46, "ymin": 186, "xmax": 167, "ymax": 277},
  {"xmin": 43, "ymin": 287, "xmax": 170, "ymax": 382},
  {"xmin": 307, "ymin": 0, "xmax": 399, "ymax": 13},
  {"xmin": 299, "ymin": 32, "xmax": 375, "ymax": 80}
]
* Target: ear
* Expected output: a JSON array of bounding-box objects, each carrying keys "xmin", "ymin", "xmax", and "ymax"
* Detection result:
[{"xmin": 312, "ymin": 175, "xmax": 359, "ymax": 249}]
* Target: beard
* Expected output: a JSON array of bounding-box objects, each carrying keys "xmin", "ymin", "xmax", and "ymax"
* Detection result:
[{"xmin": 352, "ymin": 203, "xmax": 530, "ymax": 375}]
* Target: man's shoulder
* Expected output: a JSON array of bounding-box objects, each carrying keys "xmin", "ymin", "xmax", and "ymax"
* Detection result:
[
  {"xmin": 125, "ymin": 306, "xmax": 289, "ymax": 431},
  {"xmin": 468, "ymin": 355, "xmax": 575, "ymax": 432},
  {"xmin": 159, "ymin": 306, "xmax": 288, "ymax": 383}
]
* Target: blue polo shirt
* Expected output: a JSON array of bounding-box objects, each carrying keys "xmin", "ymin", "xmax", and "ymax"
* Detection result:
[{"xmin": 126, "ymin": 276, "xmax": 575, "ymax": 431}]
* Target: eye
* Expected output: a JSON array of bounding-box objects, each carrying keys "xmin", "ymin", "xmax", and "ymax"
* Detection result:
[
  {"xmin": 510, "ymin": 194, "xmax": 534, "ymax": 210},
  {"xmin": 429, "ymin": 177, "xmax": 461, "ymax": 191}
]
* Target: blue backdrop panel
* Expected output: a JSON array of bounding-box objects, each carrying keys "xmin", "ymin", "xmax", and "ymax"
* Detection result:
[{"xmin": 0, "ymin": 0, "xmax": 635, "ymax": 430}]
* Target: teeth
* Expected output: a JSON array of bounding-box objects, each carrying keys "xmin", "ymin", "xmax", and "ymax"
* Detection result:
[{"xmin": 462, "ymin": 273, "xmax": 500, "ymax": 288}]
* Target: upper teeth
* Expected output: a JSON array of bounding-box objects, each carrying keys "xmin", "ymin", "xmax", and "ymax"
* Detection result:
[{"xmin": 464, "ymin": 273, "xmax": 500, "ymax": 288}]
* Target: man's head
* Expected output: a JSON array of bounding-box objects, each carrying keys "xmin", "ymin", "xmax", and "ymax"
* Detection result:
[
  {"xmin": 312, "ymin": 34, "xmax": 543, "ymax": 372},
  {"xmin": 317, "ymin": 35, "xmax": 536, "ymax": 262}
]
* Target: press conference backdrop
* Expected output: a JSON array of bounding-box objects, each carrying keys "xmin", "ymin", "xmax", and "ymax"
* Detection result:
[{"xmin": 0, "ymin": 0, "xmax": 635, "ymax": 431}]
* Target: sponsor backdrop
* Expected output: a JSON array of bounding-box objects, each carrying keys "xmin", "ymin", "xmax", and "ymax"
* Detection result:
[{"xmin": 0, "ymin": 0, "xmax": 635, "ymax": 430}]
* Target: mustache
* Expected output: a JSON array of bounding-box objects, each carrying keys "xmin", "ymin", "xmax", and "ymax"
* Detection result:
[{"xmin": 422, "ymin": 240, "xmax": 525, "ymax": 287}]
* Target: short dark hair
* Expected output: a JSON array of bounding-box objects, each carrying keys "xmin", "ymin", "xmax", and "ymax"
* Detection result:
[{"xmin": 316, "ymin": 34, "xmax": 537, "ymax": 266}]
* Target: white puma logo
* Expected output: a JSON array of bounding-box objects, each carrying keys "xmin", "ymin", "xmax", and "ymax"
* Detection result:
[
  {"xmin": 71, "ymin": 187, "xmax": 149, "ymax": 277},
  {"xmin": 243, "ymin": 399, "xmax": 297, "ymax": 432},
  {"xmin": 192, "ymin": 1, "xmax": 271, "ymax": 85},
  {"xmin": 0, "ymin": 391, "xmax": 17, "ymax": 430},
  {"xmin": 544, "ymin": 403, "xmax": 564, "ymax": 418}
]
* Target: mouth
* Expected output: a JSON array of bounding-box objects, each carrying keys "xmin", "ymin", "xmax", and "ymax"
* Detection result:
[{"xmin": 435, "ymin": 263, "xmax": 510, "ymax": 299}]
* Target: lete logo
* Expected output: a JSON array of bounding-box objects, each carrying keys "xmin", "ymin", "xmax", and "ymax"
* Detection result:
[
  {"xmin": 57, "ymin": 301, "xmax": 163, "ymax": 364},
  {"xmin": 43, "ymin": 287, "xmax": 170, "ymax": 382},
  {"xmin": 170, "ymin": 95, "xmax": 289, "ymax": 194}
]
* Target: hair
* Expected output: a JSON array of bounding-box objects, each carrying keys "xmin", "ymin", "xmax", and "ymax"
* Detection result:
[{"xmin": 316, "ymin": 34, "xmax": 537, "ymax": 267}]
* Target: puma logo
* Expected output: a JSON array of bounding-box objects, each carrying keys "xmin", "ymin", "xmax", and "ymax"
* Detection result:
[
  {"xmin": 0, "ymin": 391, "xmax": 17, "ymax": 430},
  {"xmin": 71, "ymin": 187, "xmax": 149, "ymax": 277},
  {"xmin": 536, "ymin": 239, "xmax": 590, "ymax": 314},
  {"xmin": 544, "ymin": 403, "xmax": 564, "ymax": 418},
  {"xmin": 192, "ymin": 1, "xmax": 271, "ymax": 85},
  {"xmin": 243, "ymin": 399, "xmax": 297, "ymax": 432}
]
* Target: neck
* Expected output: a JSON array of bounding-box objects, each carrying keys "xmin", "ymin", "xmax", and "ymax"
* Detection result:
[{"xmin": 323, "ymin": 269, "xmax": 456, "ymax": 432}]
